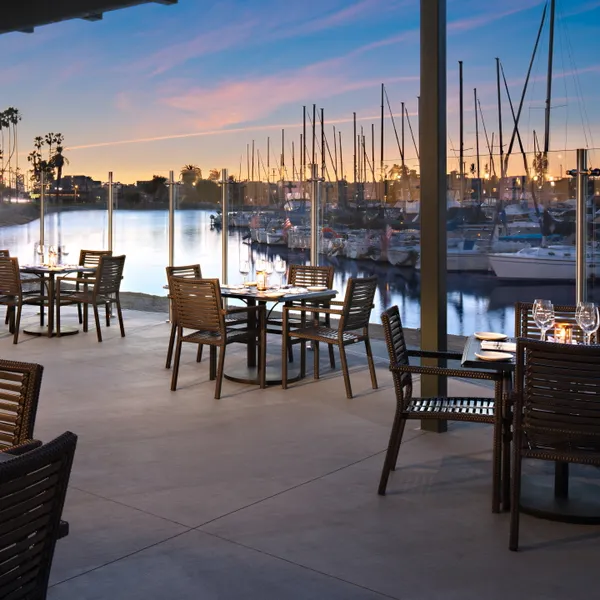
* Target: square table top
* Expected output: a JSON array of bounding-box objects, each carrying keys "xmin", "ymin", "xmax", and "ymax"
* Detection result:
[
  {"xmin": 20, "ymin": 264, "xmax": 95, "ymax": 275},
  {"xmin": 220, "ymin": 286, "xmax": 338, "ymax": 303},
  {"xmin": 461, "ymin": 335, "xmax": 516, "ymax": 372}
]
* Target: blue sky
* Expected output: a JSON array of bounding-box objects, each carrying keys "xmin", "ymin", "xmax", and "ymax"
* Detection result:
[{"xmin": 1, "ymin": 0, "xmax": 599, "ymax": 182}]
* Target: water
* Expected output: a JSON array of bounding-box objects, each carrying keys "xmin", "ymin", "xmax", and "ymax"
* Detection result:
[{"xmin": 0, "ymin": 208, "xmax": 593, "ymax": 337}]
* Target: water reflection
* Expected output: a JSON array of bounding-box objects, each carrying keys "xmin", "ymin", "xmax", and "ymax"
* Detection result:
[{"xmin": 0, "ymin": 208, "xmax": 595, "ymax": 336}]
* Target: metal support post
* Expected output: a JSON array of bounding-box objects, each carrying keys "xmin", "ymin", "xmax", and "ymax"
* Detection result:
[
  {"xmin": 419, "ymin": 0, "xmax": 448, "ymax": 432},
  {"xmin": 107, "ymin": 172, "xmax": 114, "ymax": 252},
  {"xmin": 221, "ymin": 169, "xmax": 229, "ymax": 284},
  {"xmin": 168, "ymin": 170, "xmax": 175, "ymax": 268},
  {"xmin": 576, "ymin": 149, "xmax": 588, "ymax": 304},
  {"xmin": 310, "ymin": 165, "xmax": 319, "ymax": 267},
  {"xmin": 39, "ymin": 170, "xmax": 45, "ymax": 247}
]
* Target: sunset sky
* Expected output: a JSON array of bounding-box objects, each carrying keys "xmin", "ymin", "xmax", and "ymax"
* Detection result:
[{"xmin": 2, "ymin": 0, "xmax": 599, "ymax": 183}]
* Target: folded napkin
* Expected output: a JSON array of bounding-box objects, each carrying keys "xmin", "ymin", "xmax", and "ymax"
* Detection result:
[{"xmin": 481, "ymin": 341, "xmax": 517, "ymax": 352}]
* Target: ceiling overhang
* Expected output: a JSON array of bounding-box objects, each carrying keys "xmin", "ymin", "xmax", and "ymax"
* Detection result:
[{"xmin": 1, "ymin": 1, "xmax": 177, "ymax": 35}]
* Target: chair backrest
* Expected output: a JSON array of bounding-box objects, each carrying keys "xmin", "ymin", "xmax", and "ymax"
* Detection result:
[
  {"xmin": 514, "ymin": 301, "xmax": 595, "ymax": 344},
  {"xmin": 0, "ymin": 360, "xmax": 43, "ymax": 450},
  {"xmin": 166, "ymin": 264, "xmax": 202, "ymax": 281},
  {"xmin": 94, "ymin": 255, "xmax": 126, "ymax": 296},
  {"xmin": 340, "ymin": 276, "xmax": 377, "ymax": 331},
  {"xmin": 288, "ymin": 265, "xmax": 333, "ymax": 288},
  {"xmin": 514, "ymin": 338, "xmax": 600, "ymax": 453},
  {"xmin": 381, "ymin": 305, "xmax": 413, "ymax": 404},
  {"xmin": 169, "ymin": 277, "xmax": 224, "ymax": 333},
  {"xmin": 0, "ymin": 256, "xmax": 22, "ymax": 298},
  {"xmin": 0, "ymin": 431, "xmax": 77, "ymax": 599},
  {"xmin": 79, "ymin": 249, "xmax": 112, "ymax": 269}
]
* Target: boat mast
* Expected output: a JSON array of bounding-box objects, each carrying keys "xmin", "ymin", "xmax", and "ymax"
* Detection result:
[
  {"xmin": 302, "ymin": 106, "xmax": 306, "ymax": 180},
  {"xmin": 251, "ymin": 139, "xmax": 255, "ymax": 182},
  {"xmin": 544, "ymin": 0, "xmax": 556, "ymax": 158},
  {"xmin": 459, "ymin": 61, "xmax": 464, "ymax": 200},
  {"xmin": 281, "ymin": 129, "xmax": 285, "ymax": 181},
  {"xmin": 246, "ymin": 143, "xmax": 250, "ymax": 181},
  {"xmin": 312, "ymin": 104, "xmax": 316, "ymax": 175},
  {"xmin": 401, "ymin": 101, "xmax": 405, "ymax": 174},
  {"xmin": 267, "ymin": 137, "xmax": 270, "ymax": 183},
  {"xmin": 339, "ymin": 130, "xmax": 344, "ymax": 180},
  {"xmin": 371, "ymin": 123, "xmax": 375, "ymax": 183},
  {"xmin": 333, "ymin": 126, "xmax": 338, "ymax": 180},
  {"xmin": 496, "ymin": 58, "xmax": 504, "ymax": 179},
  {"xmin": 353, "ymin": 112, "xmax": 357, "ymax": 184},
  {"xmin": 321, "ymin": 108, "xmax": 325, "ymax": 179},
  {"xmin": 474, "ymin": 88, "xmax": 480, "ymax": 182},
  {"xmin": 292, "ymin": 141, "xmax": 295, "ymax": 181},
  {"xmin": 380, "ymin": 83, "xmax": 384, "ymax": 180}
]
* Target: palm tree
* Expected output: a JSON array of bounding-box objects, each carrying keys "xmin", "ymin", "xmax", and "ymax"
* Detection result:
[
  {"xmin": 180, "ymin": 164, "xmax": 201, "ymax": 186},
  {"xmin": 0, "ymin": 111, "xmax": 9, "ymax": 194},
  {"xmin": 4, "ymin": 108, "xmax": 21, "ymax": 197},
  {"xmin": 51, "ymin": 145, "xmax": 69, "ymax": 203}
]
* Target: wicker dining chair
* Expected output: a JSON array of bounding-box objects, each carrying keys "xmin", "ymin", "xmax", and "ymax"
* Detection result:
[
  {"xmin": 0, "ymin": 256, "xmax": 45, "ymax": 344},
  {"xmin": 0, "ymin": 359, "xmax": 43, "ymax": 452},
  {"xmin": 56, "ymin": 254, "xmax": 126, "ymax": 342},
  {"xmin": 515, "ymin": 301, "xmax": 596, "ymax": 344},
  {"xmin": 0, "ymin": 431, "xmax": 77, "ymax": 599},
  {"xmin": 267, "ymin": 264, "xmax": 335, "ymax": 365},
  {"xmin": 169, "ymin": 277, "xmax": 266, "ymax": 399},
  {"xmin": 509, "ymin": 338, "xmax": 600, "ymax": 550},
  {"xmin": 379, "ymin": 305, "xmax": 507, "ymax": 513},
  {"xmin": 282, "ymin": 276, "xmax": 378, "ymax": 399}
]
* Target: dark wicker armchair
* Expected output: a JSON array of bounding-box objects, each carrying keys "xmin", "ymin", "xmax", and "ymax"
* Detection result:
[
  {"xmin": 282, "ymin": 276, "xmax": 378, "ymax": 399},
  {"xmin": 0, "ymin": 359, "xmax": 43, "ymax": 451},
  {"xmin": 379, "ymin": 305, "xmax": 507, "ymax": 513},
  {"xmin": 56, "ymin": 254, "xmax": 126, "ymax": 342},
  {"xmin": 169, "ymin": 277, "xmax": 266, "ymax": 399},
  {"xmin": 0, "ymin": 256, "xmax": 45, "ymax": 344},
  {"xmin": 0, "ymin": 431, "xmax": 77, "ymax": 599},
  {"xmin": 509, "ymin": 338, "xmax": 600, "ymax": 550},
  {"xmin": 515, "ymin": 301, "xmax": 596, "ymax": 344}
]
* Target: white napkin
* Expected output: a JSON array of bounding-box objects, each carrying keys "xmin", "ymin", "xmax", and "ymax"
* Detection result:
[{"xmin": 481, "ymin": 341, "xmax": 517, "ymax": 352}]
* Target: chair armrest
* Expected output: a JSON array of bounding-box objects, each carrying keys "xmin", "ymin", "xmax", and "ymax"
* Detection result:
[
  {"xmin": 0, "ymin": 440, "xmax": 43, "ymax": 455},
  {"xmin": 407, "ymin": 349, "xmax": 463, "ymax": 360},
  {"xmin": 390, "ymin": 363, "xmax": 503, "ymax": 382},
  {"xmin": 283, "ymin": 305, "xmax": 342, "ymax": 316}
]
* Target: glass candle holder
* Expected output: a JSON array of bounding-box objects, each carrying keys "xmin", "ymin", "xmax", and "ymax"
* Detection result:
[
  {"xmin": 257, "ymin": 270, "xmax": 268, "ymax": 291},
  {"xmin": 554, "ymin": 323, "xmax": 573, "ymax": 344}
]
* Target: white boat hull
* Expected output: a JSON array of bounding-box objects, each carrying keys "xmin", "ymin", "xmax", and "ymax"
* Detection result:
[
  {"xmin": 387, "ymin": 247, "xmax": 418, "ymax": 267},
  {"xmin": 416, "ymin": 249, "xmax": 490, "ymax": 272}
]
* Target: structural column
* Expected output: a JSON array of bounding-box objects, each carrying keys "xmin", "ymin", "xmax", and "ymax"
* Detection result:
[
  {"xmin": 221, "ymin": 169, "xmax": 229, "ymax": 284},
  {"xmin": 419, "ymin": 0, "xmax": 447, "ymax": 432}
]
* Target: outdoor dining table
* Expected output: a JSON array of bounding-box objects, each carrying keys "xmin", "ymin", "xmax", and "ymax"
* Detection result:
[
  {"xmin": 220, "ymin": 285, "xmax": 338, "ymax": 385},
  {"xmin": 20, "ymin": 264, "xmax": 96, "ymax": 337},
  {"xmin": 462, "ymin": 334, "xmax": 600, "ymax": 524}
]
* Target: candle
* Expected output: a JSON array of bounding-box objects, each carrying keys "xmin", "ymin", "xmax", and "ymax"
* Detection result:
[
  {"xmin": 257, "ymin": 270, "xmax": 268, "ymax": 291},
  {"xmin": 554, "ymin": 323, "xmax": 573, "ymax": 344}
]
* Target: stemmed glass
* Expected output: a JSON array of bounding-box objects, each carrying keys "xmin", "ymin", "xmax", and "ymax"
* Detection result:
[
  {"xmin": 239, "ymin": 260, "xmax": 250, "ymax": 285},
  {"xmin": 275, "ymin": 258, "xmax": 286, "ymax": 288},
  {"xmin": 533, "ymin": 299, "xmax": 555, "ymax": 341},
  {"xmin": 59, "ymin": 245, "xmax": 69, "ymax": 262},
  {"xmin": 576, "ymin": 301, "xmax": 600, "ymax": 345},
  {"xmin": 36, "ymin": 243, "xmax": 45, "ymax": 264},
  {"xmin": 265, "ymin": 261, "xmax": 274, "ymax": 288}
]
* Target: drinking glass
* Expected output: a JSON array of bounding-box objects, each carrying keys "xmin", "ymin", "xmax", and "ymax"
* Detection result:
[
  {"xmin": 533, "ymin": 299, "xmax": 555, "ymax": 341},
  {"xmin": 576, "ymin": 301, "xmax": 600, "ymax": 345},
  {"xmin": 239, "ymin": 260, "xmax": 250, "ymax": 285},
  {"xmin": 265, "ymin": 261, "xmax": 274, "ymax": 288},
  {"xmin": 60, "ymin": 245, "xmax": 69, "ymax": 260},
  {"xmin": 36, "ymin": 243, "xmax": 45, "ymax": 264},
  {"xmin": 275, "ymin": 258, "xmax": 286, "ymax": 288}
]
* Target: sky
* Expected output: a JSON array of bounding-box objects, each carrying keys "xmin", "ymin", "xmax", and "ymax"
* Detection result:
[{"xmin": 1, "ymin": 0, "xmax": 600, "ymax": 183}]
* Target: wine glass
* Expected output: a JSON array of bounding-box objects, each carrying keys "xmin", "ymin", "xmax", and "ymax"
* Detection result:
[
  {"xmin": 265, "ymin": 261, "xmax": 274, "ymax": 288},
  {"xmin": 576, "ymin": 302, "xmax": 600, "ymax": 345},
  {"xmin": 60, "ymin": 245, "xmax": 69, "ymax": 262},
  {"xmin": 239, "ymin": 260, "xmax": 250, "ymax": 285},
  {"xmin": 275, "ymin": 258, "xmax": 286, "ymax": 288},
  {"xmin": 533, "ymin": 299, "xmax": 555, "ymax": 341},
  {"xmin": 36, "ymin": 243, "xmax": 45, "ymax": 264}
]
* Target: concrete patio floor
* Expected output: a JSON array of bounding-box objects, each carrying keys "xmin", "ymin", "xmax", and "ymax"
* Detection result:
[{"xmin": 2, "ymin": 306, "xmax": 600, "ymax": 600}]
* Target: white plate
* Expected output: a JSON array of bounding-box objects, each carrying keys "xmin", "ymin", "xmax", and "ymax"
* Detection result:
[
  {"xmin": 475, "ymin": 351, "xmax": 513, "ymax": 362},
  {"xmin": 264, "ymin": 291, "xmax": 286, "ymax": 298},
  {"xmin": 307, "ymin": 285, "xmax": 327, "ymax": 292},
  {"xmin": 474, "ymin": 332, "xmax": 507, "ymax": 341}
]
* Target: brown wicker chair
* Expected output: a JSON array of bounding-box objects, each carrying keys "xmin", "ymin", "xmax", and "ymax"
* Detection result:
[
  {"xmin": 169, "ymin": 277, "xmax": 266, "ymax": 399},
  {"xmin": 0, "ymin": 431, "xmax": 77, "ymax": 599},
  {"xmin": 0, "ymin": 256, "xmax": 45, "ymax": 343},
  {"xmin": 0, "ymin": 359, "xmax": 43, "ymax": 451},
  {"xmin": 515, "ymin": 301, "xmax": 596, "ymax": 344},
  {"xmin": 56, "ymin": 254, "xmax": 126, "ymax": 342},
  {"xmin": 282, "ymin": 276, "xmax": 378, "ymax": 399},
  {"xmin": 379, "ymin": 305, "xmax": 507, "ymax": 513},
  {"xmin": 509, "ymin": 338, "xmax": 600, "ymax": 550}
]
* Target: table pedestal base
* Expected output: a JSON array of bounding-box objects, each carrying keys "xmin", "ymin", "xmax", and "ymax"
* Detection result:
[
  {"xmin": 23, "ymin": 325, "xmax": 79, "ymax": 337},
  {"xmin": 520, "ymin": 475, "xmax": 600, "ymax": 524},
  {"xmin": 225, "ymin": 362, "xmax": 302, "ymax": 386}
]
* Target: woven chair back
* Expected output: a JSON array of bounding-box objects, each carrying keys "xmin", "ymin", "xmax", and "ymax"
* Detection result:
[
  {"xmin": 170, "ymin": 277, "xmax": 224, "ymax": 333},
  {"xmin": 0, "ymin": 256, "xmax": 22, "ymax": 297},
  {"xmin": 288, "ymin": 265, "xmax": 333, "ymax": 288},
  {"xmin": 515, "ymin": 301, "xmax": 596, "ymax": 344},
  {"xmin": 94, "ymin": 255, "xmax": 126, "ymax": 296},
  {"xmin": 341, "ymin": 277, "xmax": 377, "ymax": 331},
  {"xmin": 166, "ymin": 264, "xmax": 202, "ymax": 280},
  {"xmin": 79, "ymin": 249, "xmax": 112, "ymax": 269},
  {"xmin": 381, "ymin": 305, "xmax": 413, "ymax": 403},
  {"xmin": 515, "ymin": 338, "xmax": 600, "ymax": 451},
  {"xmin": 0, "ymin": 431, "xmax": 77, "ymax": 599},
  {"xmin": 0, "ymin": 360, "xmax": 43, "ymax": 450}
]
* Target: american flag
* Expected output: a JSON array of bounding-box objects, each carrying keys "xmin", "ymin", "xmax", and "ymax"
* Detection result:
[{"xmin": 283, "ymin": 217, "xmax": 292, "ymax": 230}]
